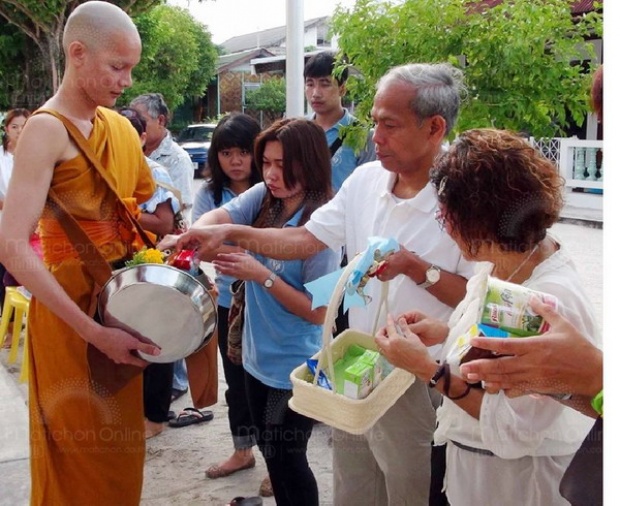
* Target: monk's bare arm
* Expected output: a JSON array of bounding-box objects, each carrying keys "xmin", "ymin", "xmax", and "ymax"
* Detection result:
[{"xmin": 0, "ymin": 114, "xmax": 157, "ymax": 364}]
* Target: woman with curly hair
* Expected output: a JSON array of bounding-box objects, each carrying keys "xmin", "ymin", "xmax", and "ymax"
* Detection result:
[{"xmin": 376, "ymin": 128, "xmax": 599, "ymax": 505}]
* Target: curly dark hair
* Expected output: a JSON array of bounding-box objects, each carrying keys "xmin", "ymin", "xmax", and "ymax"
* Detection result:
[{"xmin": 430, "ymin": 129, "xmax": 564, "ymax": 256}]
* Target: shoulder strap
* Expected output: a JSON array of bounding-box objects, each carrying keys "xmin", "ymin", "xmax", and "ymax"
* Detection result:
[
  {"xmin": 47, "ymin": 189, "xmax": 112, "ymax": 287},
  {"xmin": 36, "ymin": 108, "xmax": 155, "ymax": 249},
  {"xmin": 329, "ymin": 137, "xmax": 343, "ymax": 158},
  {"xmin": 329, "ymin": 118, "xmax": 360, "ymax": 158},
  {"xmin": 156, "ymin": 180, "xmax": 183, "ymax": 206}
]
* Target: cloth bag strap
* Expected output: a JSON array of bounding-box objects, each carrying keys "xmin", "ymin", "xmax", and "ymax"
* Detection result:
[
  {"xmin": 47, "ymin": 189, "xmax": 112, "ymax": 287},
  {"xmin": 36, "ymin": 108, "xmax": 155, "ymax": 251},
  {"xmin": 155, "ymin": 180, "xmax": 183, "ymax": 206}
]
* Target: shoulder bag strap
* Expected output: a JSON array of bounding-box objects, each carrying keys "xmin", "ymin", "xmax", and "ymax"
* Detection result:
[
  {"xmin": 329, "ymin": 136, "xmax": 344, "ymax": 158},
  {"xmin": 36, "ymin": 108, "xmax": 155, "ymax": 249},
  {"xmin": 47, "ymin": 189, "xmax": 112, "ymax": 287},
  {"xmin": 156, "ymin": 180, "xmax": 183, "ymax": 205}
]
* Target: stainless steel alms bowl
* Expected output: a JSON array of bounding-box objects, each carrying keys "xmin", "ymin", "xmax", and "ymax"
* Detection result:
[{"xmin": 97, "ymin": 264, "xmax": 217, "ymax": 363}]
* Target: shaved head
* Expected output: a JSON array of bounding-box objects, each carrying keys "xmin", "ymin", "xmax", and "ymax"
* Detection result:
[{"xmin": 63, "ymin": 1, "xmax": 140, "ymax": 54}]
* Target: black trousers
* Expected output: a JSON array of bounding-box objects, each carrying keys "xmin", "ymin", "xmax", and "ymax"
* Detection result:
[
  {"xmin": 245, "ymin": 372, "xmax": 318, "ymax": 506},
  {"xmin": 143, "ymin": 362, "xmax": 174, "ymax": 423},
  {"xmin": 217, "ymin": 305, "xmax": 255, "ymax": 448}
]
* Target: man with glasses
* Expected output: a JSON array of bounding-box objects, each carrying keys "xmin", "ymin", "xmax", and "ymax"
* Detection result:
[{"xmin": 169, "ymin": 62, "xmax": 476, "ymax": 505}]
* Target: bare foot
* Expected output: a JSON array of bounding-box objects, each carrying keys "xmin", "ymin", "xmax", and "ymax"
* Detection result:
[
  {"xmin": 205, "ymin": 448, "xmax": 256, "ymax": 478},
  {"xmin": 145, "ymin": 420, "xmax": 164, "ymax": 439}
]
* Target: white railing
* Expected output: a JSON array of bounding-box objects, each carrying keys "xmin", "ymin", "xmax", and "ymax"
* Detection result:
[
  {"xmin": 558, "ymin": 138, "xmax": 603, "ymax": 191},
  {"xmin": 529, "ymin": 137, "xmax": 562, "ymax": 166},
  {"xmin": 529, "ymin": 137, "xmax": 603, "ymax": 192}
]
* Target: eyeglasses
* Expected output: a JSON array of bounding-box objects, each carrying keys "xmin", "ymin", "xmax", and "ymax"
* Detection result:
[{"xmin": 434, "ymin": 208, "xmax": 447, "ymax": 231}]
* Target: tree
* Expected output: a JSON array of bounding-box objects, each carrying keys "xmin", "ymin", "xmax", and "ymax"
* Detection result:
[
  {"xmin": 0, "ymin": 0, "xmax": 162, "ymax": 100},
  {"xmin": 126, "ymin": 4, "xmax": 218, "ymax": 110},
  {"xmin": 244, "ymin": 77, "xmax": 286, "ymax": 125},
  {"xmin": 331, "ymin": 0, "xmax": 602, "ymax": 137}
]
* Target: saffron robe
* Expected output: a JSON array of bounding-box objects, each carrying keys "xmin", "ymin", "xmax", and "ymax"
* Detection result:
[{"xmin": 27, "ymin": 107, "xmax": 155, "ymax": 505}]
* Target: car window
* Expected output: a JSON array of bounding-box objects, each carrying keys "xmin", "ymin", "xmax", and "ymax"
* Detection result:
[{"xmin": 178, "ymin": 126, "xmax": 214, "ymax": 142}]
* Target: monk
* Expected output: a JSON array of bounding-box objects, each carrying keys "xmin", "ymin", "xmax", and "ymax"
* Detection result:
[{"xmin": 0, "ymin": 2, "xmax": 161, "ymax": 504}]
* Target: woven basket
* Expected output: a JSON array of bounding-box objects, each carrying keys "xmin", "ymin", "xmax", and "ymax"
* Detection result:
[{"xmin": 289, "ymin": 254, "xmax": 415, "ymax": 435}]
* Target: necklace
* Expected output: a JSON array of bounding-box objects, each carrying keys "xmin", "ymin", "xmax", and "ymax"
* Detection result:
[{"xmin": 498, "ymin": 243, "xmax": 540, "ymax": 282}]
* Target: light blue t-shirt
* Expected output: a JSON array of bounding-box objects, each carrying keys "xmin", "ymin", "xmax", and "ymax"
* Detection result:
[
  {"xmin": 320, "ymin": 109, "xmax": 376, "ymax": 191},
  {"xmin": 223, "ymin": 183, "xmax": 340, "ymax": 389},
  {"xmin": 193, "ymin": 182, "xmax": 239, "ymax": 308}
]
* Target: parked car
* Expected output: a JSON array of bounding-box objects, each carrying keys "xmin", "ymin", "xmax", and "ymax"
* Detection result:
[{"xmin": 176, "ymin": 123, "xmax": 217, "ymax": 178}]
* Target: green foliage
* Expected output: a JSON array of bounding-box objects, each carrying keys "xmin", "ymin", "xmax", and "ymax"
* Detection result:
[
  {"xmin": 331, "ymin": 0, "xmax": 602, "ymax": 137},
  {"xmin": 0, "ymin": 0, "xmax": 163, "ymax": 103},
  {"xmin": 245, "ymin": 78, "xmax": 286, "ymax": 115},
  {"xmin": 125, "ymin": 4, "xmax": 217, "ymax": 110}
]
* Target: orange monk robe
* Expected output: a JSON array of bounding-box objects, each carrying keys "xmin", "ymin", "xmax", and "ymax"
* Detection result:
[{"xmin": 27, "ymin": 107, "xmax": 155, "ymax": 506}]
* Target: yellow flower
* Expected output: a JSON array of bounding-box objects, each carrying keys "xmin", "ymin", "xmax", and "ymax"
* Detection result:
[{"xmin": 126, "ymin": 247, "xmax": 164, "ymax": 266}]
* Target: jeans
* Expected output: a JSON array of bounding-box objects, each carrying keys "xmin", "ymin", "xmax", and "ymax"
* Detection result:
[{"xmin": 172, "ymin": 359, "xmax": 188, "ymax": 392}]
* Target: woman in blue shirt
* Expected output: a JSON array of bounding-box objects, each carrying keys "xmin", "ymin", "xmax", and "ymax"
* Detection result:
[
  {"xmin": 198, "ymin": 118, "xmax": 340, "ymax": 505},
  {"xmin": 192, "ymin": 114, "xmax": 263, "ymax": 477}
]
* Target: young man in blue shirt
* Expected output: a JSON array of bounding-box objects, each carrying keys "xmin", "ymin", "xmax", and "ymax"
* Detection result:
[{"xmin": 304, "ymin": 51, "xmax": 375, "ymax": 192}]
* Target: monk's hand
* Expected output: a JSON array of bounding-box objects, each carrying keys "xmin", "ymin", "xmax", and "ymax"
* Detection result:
[{"xmin": 91, "ymin": 326, "xmax": 161, "ymax": 367}]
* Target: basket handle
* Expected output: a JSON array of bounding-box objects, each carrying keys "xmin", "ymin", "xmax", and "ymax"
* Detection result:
[{"xmin": 314, "ymin": 253, "xmax": 390, "ymax": 388}]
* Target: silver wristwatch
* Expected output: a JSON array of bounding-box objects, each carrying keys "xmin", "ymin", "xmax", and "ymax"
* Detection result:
[
  {"xmin": 418, "ymin": 265, "xmax": 441, "ymax": 289},
  {"xmin": 263, "ymin": 271, "xmax": 277, "ymax": 289}
]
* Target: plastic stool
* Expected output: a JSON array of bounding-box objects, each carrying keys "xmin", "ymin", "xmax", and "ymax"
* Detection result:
[{"xmin": 0, "ymin": 286, "xmax": 30, "ymax": 382}]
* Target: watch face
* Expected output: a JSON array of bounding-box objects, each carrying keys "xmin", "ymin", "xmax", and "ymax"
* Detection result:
[
  {"xmin": 264, "ymin": 279, "xmax": 274, "ymax": 288},
  {"xmin": 427, "ymin": 267, "xmax": 440, "ymax": 283}
]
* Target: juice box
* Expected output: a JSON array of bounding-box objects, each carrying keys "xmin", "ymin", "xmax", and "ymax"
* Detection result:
[
  {"xmin": 359, "ymin": 349, "xmax": 383, "ymax": 389},
  {"xmin": 479, "ymin": 276, "xmax": 558, "ymax": 337},
  {"xmin": 343, "ymin": 360, "xmax": 374, "ymax": 400}
]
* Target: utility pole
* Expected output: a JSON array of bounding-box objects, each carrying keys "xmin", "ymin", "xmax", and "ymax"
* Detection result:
[{"xmin": 285, "ymin": 0, "xmax": 304, "ymax": 117}]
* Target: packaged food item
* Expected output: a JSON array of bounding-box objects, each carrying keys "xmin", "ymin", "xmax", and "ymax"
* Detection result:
[
  {"xmin": 306, "ymin": 344, "xmax": 393, "ymax": 398},
  {"xmin": 343, "ymin": 360, "xmax": 374, "ymax": 399},
  {"xmin": 168, "ymin": 249, "xmax": 200, "ymax": 275},
  {"xmin": 359, "ymin": 349, "xmax": 383, "ymax": 389},
  {"xmin": 305, "ymin": 359, "xmax": 333, "ymax": 391},
  {"xmin": 479, "ymin": 276, "xmax": 558, "ymax": 336}
]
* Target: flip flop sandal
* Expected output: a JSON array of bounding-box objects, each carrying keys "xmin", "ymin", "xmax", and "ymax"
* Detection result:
[
  {"xmin": 229, "ymin": 497, "xmax": 263, "ymax": 506},
  {"xmin": 168, "ymin": 407, "xmax": 214, "ymax": 428}
]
